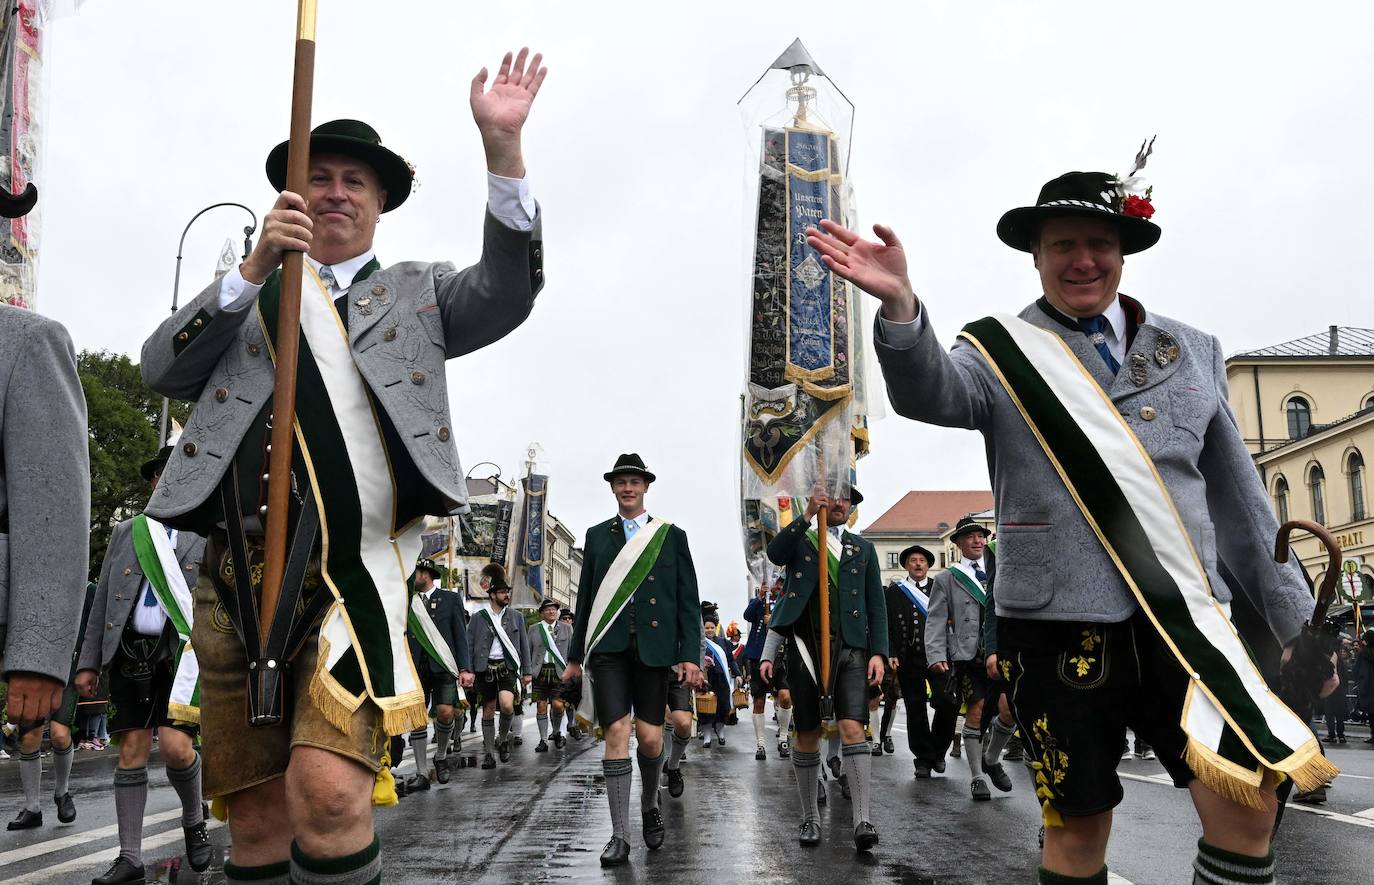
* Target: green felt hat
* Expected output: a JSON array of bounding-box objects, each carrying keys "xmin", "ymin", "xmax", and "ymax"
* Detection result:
[{"xmin": 265, "ymin": 119, "xmax": 414, "ymax": 213}]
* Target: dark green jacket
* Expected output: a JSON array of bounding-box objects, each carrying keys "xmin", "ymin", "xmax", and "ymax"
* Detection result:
[
  {"xmin": 568, "ymin": 516, "xmax": 702, "ymax": 668},
  {"xmin": 766, "ymin": 516, "xmax": 888, "ymax": 658}
]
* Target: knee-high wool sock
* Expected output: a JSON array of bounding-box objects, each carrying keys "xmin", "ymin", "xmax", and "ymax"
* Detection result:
[
  {"xmin": 409, "ymin": 728, "xmax": 430, "ymax": 775},
  {"xmin": 482, "ymin": 719, "xmax": 496, "ymax": 755},
  {"xmin": 776, "ymin": 706, "xmax": 792, "ymax": 740},
  {"xmin": 498, "ymin": 711, "xmax": 512, "ymax": 742},
  {"xmin": 537, "ymin": 714, "xmax": 549, "ymax": 741},
  {"xmin": 225, "ymin": 859, "xmax": 291, "ymax": 884},
  {"xmin": 983, "ymin": 717, "xmax": 1015, "ymax": 765},
  {"xmin": 963, "ymin": 725, "xmax": 985, "ymax": 779},
  {"xmin": 1192, "ymin": 839, "xmax": 1275, "ymax": 885},
  {"xmin": 511, "ymin": 712, "xmax": 524, "ymax": 737},
  {"xmin": 637, "ymin": 745, "xmax": 665, "ymax": 811},
  {"xmin": 752, "ymin": 711, "xmax": 767, "ymax": 746},
  {"xmin": 842, "ymin": 742, "xmax": 873, "ymax": 826},
  {"xmin": 666, "ymin": 728, "xmax": 690, "ymax": 771},
  {"xmin": 52, "ymin": 741, "xmax": 75, "ymax": 798},
  {"xmin": 434, "ymin": 719, "xmax": 455, "ymax": 761},
  {"xmin": 551, "ymin": 707, "xmax": 565, "ymax": 736},
  {"xmin": 114, "ymin": 766, "xmax": 149, "ymax": 865},
  {"xmin": 290, "ymin": 835, "xmax": 382, "ymax": 885},
  {"xmin": 19, "ymin": 751, "xmax": 41, "ymax": 812},
  {"xmin": 791, "ymin": 749, "xmax": 821, "ymax": 823},
  {"xmin": 602, "ymin": 758, "xmax": 633, "ymax": 840},
  {"xmin": 165, "ymin": 753, "xmax": 206, "ymax": 827}
]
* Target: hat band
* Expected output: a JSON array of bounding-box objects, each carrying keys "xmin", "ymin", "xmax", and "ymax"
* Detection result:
[{"xmin": 1039, "ymin": 199, "xmax": 1115, "ymax": 213}]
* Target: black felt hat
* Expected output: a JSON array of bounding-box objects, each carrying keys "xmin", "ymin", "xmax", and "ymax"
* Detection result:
[
  {"xmin": 997, "ymin": 171, "xmax": 1160, "ymax": 255},
  {"xmin": 482, "ymin": 563, "xmax": 512, "ymax": 592},
  {"xmin": 899, "ymin": 545, "xmax": 935, "ymax": 568},
  {"xmin": 140, "ymin": 445, "xmax": 174, "ymax": 482},
  {"xmin": 559, "ymin": 608, "xmax": 574, "ymax": 619},
  {"xmin": 415, "ymin": 558, "xmax": 443, "ymax": 580},
  {"xmin": 701, "ymin": 601, "xmax": 720, "ymax": 624},
  {"xmin": 265, "ymin": 119, "xmax": 415, "ymax": 213},
  {"xmin": 949, "ymin": 516, "xmax": 991, "ymax": 543},
  {"xmin": 604, "ymin": 453, "xmax": 656, "ymax": 483},
  {"xmin": 845, "ymin": 486, "xmax": 864, "ymax": 506},
  {"xmin": 538, "ymin": 597, "xmax": 559, "ymax": 612}
]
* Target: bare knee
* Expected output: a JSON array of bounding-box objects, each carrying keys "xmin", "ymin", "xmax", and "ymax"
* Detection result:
[
  {"xmin": 838, "ymin": 719, "xmax": 865, "ymax": 744},
  {"xmin": 286, "ymin": 749, "xmax": 374, "ymax": 856},
  {"xmin": 117, "ymin": 730, "xmax": 152, "ymax": 767},
  {"xmin": 1043, "ymin": 811, "xmax": 1113, "ymax": 876},
  {"xmin": 635, "ymin": 721, "xmax": 663, "ymax": 756},
  {"xmin": 19, "ymin": 727, "xmax": 43, "ymax": 754},
  {"xmin": 227, "ymin": 780, "xmax": 293, "ymax": 864},
  {"xmin": 159, "ymin": 729, "xmax": 197, "ymax": 769},
  {"xmin": 603, "ymin": 717, "xmax": 631, "ymax": 757}
]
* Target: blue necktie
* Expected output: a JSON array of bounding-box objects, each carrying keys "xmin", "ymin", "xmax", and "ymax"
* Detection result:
[
  {"xmin": 318, "ymin": 264, "xmax": 338, "ymax": 290},
  {"xmin": 142, "ymin": 526, "xmax": 174, "ymax": 606},
  {"xmin": 1076, "ymin": 315, "xmax": 1120, "ymax": 374},
  {"xmin": 623, "ymin": 518, "xmax": 638, "ymax": 539},
  {"xmin": 973, "ymin": 563, "xmax": 987, "ymax": 584}
]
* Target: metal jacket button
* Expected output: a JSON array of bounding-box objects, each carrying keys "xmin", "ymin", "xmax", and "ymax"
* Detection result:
[
  {"xmin": 411, "ymin": 371, "xmax": 425, "ymax": 385},
  {"xmin": 646, "ymin": 575, "xmax": 655, "ymax": 582},
  {"xmin": 649, "ymin": 598, "xmax": 657, "ymax": 605},
  {"xmin": 123, "ymin": 568, "xmax": 132, "ymax": 576},
  {"xmin": 788, "ymin": 592, "xmax": 796, "ymax": 598},
  {"xmin": 1140, "ymin": 406, "xmax": 1158, "ymax": 421},
  {"xmin": 182, "ymin": 442, "xmax": 198, "ymax": 456},
  {"xmin": 177, "ymin": 331, "xmax": 189, "ymax": 342},
  {"xmin": 650, "ymin": 620, "xmax": 659, "ymax": 628},
  {"xmin": 372, "ymin": 285, "xmax": 386, "ymax": 296},
  {"xmin": 437, "ymin": 427, "xmax": 451, "ymax": 442},
  {"xmin": 851, "ymin": 610, "xmax": 860, "ymax": 617},
  {"xmin": 383, "ymin": 328, "xmax": 397, "ymax": 342},
  {"xmin": 793, "ymin": 572, "xmax": 802, "ymax": 579},
  {"xmin": 247, "ymin": 343, "xmax": 261, "ymax": 355},
  {"xmin": 214, "ymin": 387, "xmax": 229, "ymax": 402}
]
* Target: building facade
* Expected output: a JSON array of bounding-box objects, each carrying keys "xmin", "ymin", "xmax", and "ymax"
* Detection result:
[{"xmin": 860, "ymin": 490, "xmax": 995, "ymax": 586}]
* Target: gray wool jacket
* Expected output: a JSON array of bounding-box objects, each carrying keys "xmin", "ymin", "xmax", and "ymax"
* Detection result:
[
  {"xmin": 874, "ymin": 298, "xmax": 1312, "ymax": 642},
  {"xmin": 468, "ymin": 604, "xmax": 534, "ymax": 677},
  {"xmin": 0, "ymin": 306, "xmax": 90, "ymax": 684}
]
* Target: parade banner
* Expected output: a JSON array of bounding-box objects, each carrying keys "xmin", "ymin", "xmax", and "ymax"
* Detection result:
[
  {"xmin": 515, "ymin": 473, "xmax": 548, "ymax": 604},
  {"xmin": 0, "ymin": 1, "xmax": 49, "ymax": 308},
  {"xmin": 490, "ymin": 498, "xmax": 515, "ymax": 565}
]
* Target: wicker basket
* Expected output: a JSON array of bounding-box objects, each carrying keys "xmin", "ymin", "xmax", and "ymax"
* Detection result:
[
  {"xmin": 732, "ymin": 688, "xmax": 750, "ymax": 710},
  {"xmin": 694, "ymin": 691, "xmax": 718, "ymax": 715}
]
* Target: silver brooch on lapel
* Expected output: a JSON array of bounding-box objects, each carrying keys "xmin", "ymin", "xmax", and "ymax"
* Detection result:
[
  {"xmin": 1129, "ymin": 353, "xmax": 1149, "ymax": 387},
  {"xmin": 354, "ymin": 296, "xmax": 373, "ymax": 316},
  {"xmin": 1154, "ymin": 332, "xmax": 1180, "ymax": 368}
]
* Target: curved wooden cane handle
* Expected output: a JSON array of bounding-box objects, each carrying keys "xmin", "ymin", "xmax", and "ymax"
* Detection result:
[{"xmin": 1274, "ymin": 519, "xmax": 1344, "ymax": 626}]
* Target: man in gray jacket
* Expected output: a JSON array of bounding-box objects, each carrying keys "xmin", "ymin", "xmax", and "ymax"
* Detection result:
[
  {"xmin": 468, "ymin": 564, "xmax": 533, "ymax": 768},
  {"xmin": 139, "ymin": 48, "xmax": 548, "ymax": 885},
  {"xmin": 807, "ymin": 165, "xmax": 1318, "ymax": 885},
  {"xmin": 527, "ymin": 597, "xmax": 572, "ymax": 751}
]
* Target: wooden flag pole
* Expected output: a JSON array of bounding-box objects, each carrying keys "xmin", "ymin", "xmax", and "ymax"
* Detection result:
[
  {"xmin": 259, "ymin": 0, "xmax": 318, "ymax": 646},
  {"xmin": 818, "ymin": 502, "xmax": 831, "ymax": 696}
]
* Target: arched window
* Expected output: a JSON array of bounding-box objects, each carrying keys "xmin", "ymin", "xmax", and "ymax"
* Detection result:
[
  {"xmin": 1350, "ymin": 451, "xmax": 1367, "ymax": 522},
  {"xmin": 1287, "ymin": 397, "xmax": 1312, "ymax": 439},
  {"xmin": 1274, "ymin": 475, "xmax": 1290, "ymax": 524},
  {"xmin": 1310, "ymin": 463, "xmax": 1327, "ymax": 525},
  {"xmin": 1366, "ymin": 394, "xmax": 1374, "ymax": 411}
]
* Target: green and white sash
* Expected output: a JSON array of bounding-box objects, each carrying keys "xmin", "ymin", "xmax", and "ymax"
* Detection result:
[
  {"xmin": 480, "ymin": 607, "xmax": 521, "ymax": 667},
  {"xmin": 258, "ymin": 265, "xmax": 427, "ymax": 737},
  {"xmin": 959, "ymin": 314, "xmax": 1338, "ymax": 806},
  {"xmin": 538, "ymin": 622, "xmax": 568, "ymax": 670},
  {"xmin": 575, "ymin": 519, "xmax": 673, "ymax": 729},
  {"xmin": 949, "ymin": 566, "xmax": 988, "ymax": 607},
  {"xmin": 408, "ymin": 594, "xmax": 460, "ymax": 680},
  {"xmin": 130, "ymin": 514, "xmax": 200, "ymax": 723}
]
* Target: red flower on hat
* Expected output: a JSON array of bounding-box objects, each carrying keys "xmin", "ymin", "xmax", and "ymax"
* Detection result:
[{"xmin": 1122, "ymin": 194, "xmax": 1155, "ymax": 220}]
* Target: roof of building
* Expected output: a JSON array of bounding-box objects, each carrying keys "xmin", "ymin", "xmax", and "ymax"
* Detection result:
[
  {"xmin": 1230, "ymin": 326, "xmax": 1374, "ymax": 360},
  {"xmin": 861, "ymin": 490, "xmax": 995, "ymax": 535}
]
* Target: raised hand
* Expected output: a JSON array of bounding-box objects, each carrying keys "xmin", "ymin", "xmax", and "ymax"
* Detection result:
[
  {"xmin": 470, "ymin": 47, "xmax": 548, "ymax": 178},
  {"xmin": 806, "ymin": 219, "xmax": 919, "ymax": 322}
]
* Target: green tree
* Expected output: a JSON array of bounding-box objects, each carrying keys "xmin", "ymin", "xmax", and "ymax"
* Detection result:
[{"xmin": 79, "ymin": 350, "xmax": 190, "ymax": 579}]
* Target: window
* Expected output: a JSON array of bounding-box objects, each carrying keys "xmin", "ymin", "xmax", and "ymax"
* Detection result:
[
  {"xmin": 1351, "ymin": 451, "xmax": 1367, "ymax": 521},
  {"xmin": 1310, "ymin": 463, "xmax": 1326, "ymax": 525},
  {"xmin": 887, "ymin": 552, "xmax": 900, "ymax": 568},
  {"xmin": 1274, "ymin": 475, "xmax": 1290, "ymax": 524},
  {"xmin": 1287, "ymin": 397, "xmax": 1312, "ymax": 439},
  {"xmin": 1366, "ymin": 395, "xmax": 1374, "ymax": 411}
]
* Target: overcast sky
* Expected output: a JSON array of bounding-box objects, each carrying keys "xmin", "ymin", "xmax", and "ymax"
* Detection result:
[{"xmin": 35, "ymin": 1, "xmax": 1374, "ymax": 618}]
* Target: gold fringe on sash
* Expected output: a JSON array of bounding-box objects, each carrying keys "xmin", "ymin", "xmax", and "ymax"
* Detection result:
[
  {"xmin": 308, "ymin": 635, "xmax": 429, "ymax": 737},
  {"xmin": 167, "ymin": 704, "xmax": 200, "ymax": 726},
  {"xmin": 1184, "ymin": 739, "xmax": 1340, "ymax": 811}
]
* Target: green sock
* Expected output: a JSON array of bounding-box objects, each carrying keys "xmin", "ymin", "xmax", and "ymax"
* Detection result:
[
  {"xmin": 289, "ymin": 836, "xmax": 381, "ymax": 885},
  {"xmin": 1193, "ymin": 838, "xmax": 1274, "ymax": 885},
  {"xmin": 1037, "ymin": 866, "xmax": 1108, "ymax": 884},
  {"xmin": 225, "ymin": 858, "xmax": 290, "ymax": 884}
]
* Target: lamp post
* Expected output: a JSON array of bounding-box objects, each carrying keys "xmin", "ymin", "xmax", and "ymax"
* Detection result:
[{"xmin": 158, "ymin": 202, "xmax": 258, "ymax": 445}]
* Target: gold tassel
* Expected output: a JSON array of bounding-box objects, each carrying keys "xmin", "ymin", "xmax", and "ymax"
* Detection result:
[
  {"xmin": 210, "ymin": 797, "xmax": 229, "ymax": 823},
  {"xmin": 372, "ymin": 746, "xmax": 398, "ymax": 807}
]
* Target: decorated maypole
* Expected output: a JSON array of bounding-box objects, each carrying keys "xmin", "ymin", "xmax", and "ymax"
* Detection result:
[{"xmin": 738, "ymin": 40, "xmax": 871, "ymax": 714}]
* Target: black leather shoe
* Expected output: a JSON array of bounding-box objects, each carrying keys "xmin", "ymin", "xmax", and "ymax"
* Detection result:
[
  {"xmin": 882, "ymin": 737, "xmax": 895, "ymax": 755},
  {"xmin": 854, "ymin": 821, "xmax": 879, "ymax": 852},
  {"xmin": 826, "ymin": 756, "xmax": 842, "ymax": 779},
  {"xmin": 755, "ymin": 745, "xmax": 767, "ymax": 760},
  {"xmin": 7, "ymin": 808, "xmax": 41, "ymax": 830},
  {"xmin": 535, "ymin": 740, "xmax": 549, "ymax": 753},
  {"xmin": 184, "ymin": 820, "xmax": 214, "ymax": 872},
  {"xmin": 599, "ymin": 836, "xmax": 631, "ymax": 867},
  {"xmin": 553, "ymin": 734, "xmax": 566, "ymax": 749},
  {"xmin": 513, "ymin": 736, "xmax": 524, "ymax": 747},
  {"xmin": 92, "ymin": 856, "xmax": 145, "ymax": 885},
  {"xmin": 840, "ymin": 773, "xmax": 852, "ymax": 801},
  {"xmin": 434, "ymin": 757, "xmax": 450, "ymax": 784},
  {"xmin": 642, "ymin": 808, "xmax": 666, "ymax": 850},
  {"xmin": 932, "ymin": 757, "xmax": 947, "ymax": 773},
  {"xmin": 394, "ymin": 776, "xmax": 409, "ymax": 798},
  {"xmin": 778, "ymin": 740, "xmax": 791, "ymax": 758},
  {"xmin": 568, "ymin": 726, "xmax": 583, "ymax": 741},
  {"xmin": 913, "ymin": 761, "xmax": 932, "ymax": 779},
  {"xmin": 871, "ymin": 742, "xmax": 883, "ymax": 756},
  {"xmin": 798, "ymin": 820, "xmax": 821, "ymax": 846},
  {"xmin": 985, "ymin": 761, "xmax": 1013, "ymax": 793},
  {"xmin": 667, "ymin": 767, "xmax": 684, "ymax": 798},
  {"xmin": 817, "ymin": 779, "xmax": 827, "ymax": 807},
  {"xmin": 55, "ymin": 791, "xmax": 76, "ymax": 823},
  {"xmin": 498, "ymin": 740, "xmax": 511, "ymax": 763},
  {"xmin": 406, "ymin": 773, "xmax": 431, "ymax": 792},
  {"xmin": 481, "ymin": 753, "xmax": 497, "ymax": 770}
]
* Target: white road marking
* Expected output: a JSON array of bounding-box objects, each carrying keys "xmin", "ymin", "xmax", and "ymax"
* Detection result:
[
  {"xmin": 1352, "ymin": 807, "xmax": 1374, "ymax": 820},
  {"xmin": 1107, "ymin": 873, "xmax": 1135, "ymax": 884},
  {"xmin": 1121, "ymin": 771, "xmax": 1374, "ymax": 830},
  {"xmin": 0, "ymin": 808, "xmax": 183, "ymax": 867},
  {"xmin": 3, "ymin": 818, "xmax": 223, "ymax": 885}
]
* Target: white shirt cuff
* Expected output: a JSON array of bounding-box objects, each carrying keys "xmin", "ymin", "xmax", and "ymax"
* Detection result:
[
  {"xmin": 218, "ymin": 265, "xmax": 264, "ymax": 311},
  {"xmin": 487, "ymin": 172, "xmax": 535, "ymax": 231},
  {"xmin": 877, "ymin": 304, "xmax": 925, "ymax": 349}
]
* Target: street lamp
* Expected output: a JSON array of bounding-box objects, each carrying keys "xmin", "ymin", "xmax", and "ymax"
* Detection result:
[{"xmin": 158, "ymin": 202, "xmax": 258, "ymax": 445}]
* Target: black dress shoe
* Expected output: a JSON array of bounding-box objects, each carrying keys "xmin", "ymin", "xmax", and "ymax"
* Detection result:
[
  {"xmin": 7, "ymin": 808, "xmax": 41, "ymax": 830},
  {"xmin": 599, "ymin": 836, "xmax": 631, "ymax": 867},
  {"xmin": 817, "ymin": 779, "xmax": 827, "ymax": 807},
  {"xmin": 871, "ymin": 742, "xmax": 883, "ymax": 756},
  {"xmin": 481, "ymin": 753, "xmax": 497, "ymax": 770},
  {"xmin": 553, "ymin": 734, "xmax": 566, "ymax": 749},
  {"xmin": 913, "ymin": 761, "xmax": 932, "ymax": 779},
  {"xmin": 826, "ymin": 756, "xmax": 842, "ymax": 779},
  {"xmin": 92, "ymin": 856, "xmax": 145, "ymax": 885},
  {"xmin": 985, "ymin": 761, "xmax": 1013, "ymax": 793},
  {"xmin": 854, "ymin": 821, "xmax": 879, "ymax": 852},
  {"xmin": 840, "ymin": 773, "xmax": 852, "ymax": 801},
  {"xmin": 882, "ymin": 737, "xmax": 895, "ymax": 755},
  {"xmin": 642, "ymin": 807, "xmax": 666, "ymax": 850},
  {"xmin": 513, "ymin": 736, "xmax": 524, "ymax": 747},
  {"xmin": 535, "ymin": 740, "xmax": 549, "ymax": 753},
  {"xmin": 184, "ymin": 820, "xmax": 214, "ymax": 872},
  {"xmin": 797, "ymin": 820, "xmax": 821, "ymax": 846},
  {"xmin": 394, "ymin": 776, "xmax": 409, "ymax": 798},
  {"xmin": 755, "ymin": 745, "xmax": 767, "ymax": 760},
  {"xmin": 667, "ymin": 767, "xmax": 684, "ymax": 798},
  {"xmin": 932, "ymin": 757, "xmax": 947, "ymax": 773},
  {"xmin": 778, "ymin": 740, "xmax": 791, "ymax": 758},
  {"xmin": 55, "ymin": 792, "xmax": 76, "ymax": 823},
  {"xmin": 498, "ymin": 740, "xmax": 511, "ymax": 763},
  {"xmin": 406, "ymin": 773, "xmax": 431, "ymax": 792},
  {"xmin": 434, "ymin": 757, "xmax": 451, "ymax": 784}
]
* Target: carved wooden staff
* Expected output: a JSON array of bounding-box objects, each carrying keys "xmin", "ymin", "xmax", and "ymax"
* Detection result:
[{"xmin": 259, "ymin": 0, "xmax": 317, "ymax": 660}]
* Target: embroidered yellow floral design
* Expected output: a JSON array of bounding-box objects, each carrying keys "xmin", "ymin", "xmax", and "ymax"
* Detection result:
[
  {"xmin": 1080, "ymin": 627, "xmax": 1101, "ymax": 652},
  {"xmin": 1029, "ymin": 714, "xmax": 1069, "ymax": 828},
  {"xmin": 999, "ymin": 659, "xmax": 1012, "ymax": 681},
  {"xmin": 1068, "ymin": 655, "xmax": 1097, "ymax": 678}
]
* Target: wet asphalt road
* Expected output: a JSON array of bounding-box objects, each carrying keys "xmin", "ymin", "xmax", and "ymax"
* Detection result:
[{"xmin": 4, "ymin": 705, "xmax": 1374, "ymax": 884}]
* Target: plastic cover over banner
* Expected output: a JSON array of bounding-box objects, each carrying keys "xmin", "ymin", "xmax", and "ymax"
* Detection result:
[{"xmin": 0, "ymin": 1, "xmax": 49, "ymax": 309}]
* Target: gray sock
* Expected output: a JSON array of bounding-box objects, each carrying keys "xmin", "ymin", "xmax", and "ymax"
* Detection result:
[
  {"xmin": 602, "ymin": 758, "xmax": 633, "ymax": 840},
  {"xmin": 792, "ymin": 749, "xmax": 821, "ymax": 823},
  {"xmin": 19, "ymin": 751, "xmax": 41, "ymax": 812},
  {"xmin": 52, "ymin": 742, "xmax": 74, "ymax": 798},
  {"xmin": 984, "ymin": 717, "xmax": 1015, "ymax": 765},
  {"xmin": 433, "ymin": 719, "xmax": 455, "ymax": 762},
  {"xmin": 512, "ymin": 713, "xmax": 525, "ymax": 736},
  {"xmin": 409, "ymin": 728, "xmax": 430, "ymax": 775},
  {"xmin": 666, "ymin": 729, "xmax": 690, "ymax": 771},
  {"xmin": 114, "ymin": 766, "xmax": 149, "ymax": 864},
  {"xmin": 637, "ymin": 746, "xmax": 665, "ymax": 811},
  {"xmin": 290, "ymin": 835, "xmax": 382, "ymax": 885},
  {"xmin": 963, "ymin": 726, "xmax": 985, "ymax": 779},
  {"xmin": 165, "ymin": 753, "xmax": 205, "ymax": 828},
  {"xmin": 482, "ymin": 719, "xmax": 496, "ymax": 755},
  {"xmin": 551, "ymin": 707, "xmax": 564, "ymax": 736},
  {"xmin": 498, "ymin": 711, "xmax": 512, "ymax": 742},
  {"xmin": 537, "ymin": 714, "xmax": 549, "ymax": 741},
  {"xmin": 843, "ymin": 742, "xmax": 873, "ymax": 826}
]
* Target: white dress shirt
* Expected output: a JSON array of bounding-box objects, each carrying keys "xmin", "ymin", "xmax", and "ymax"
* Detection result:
[
  {"xmin": 952, "ymin": 557, "xmax": 987, "ymax": 585},
  {"xmin": 487, "ymin": 603, "xmax": 508, "ymax": 660},
  {"xmin": 131, "ymin": 527, "xmax": 178, "ymax": 636}
]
